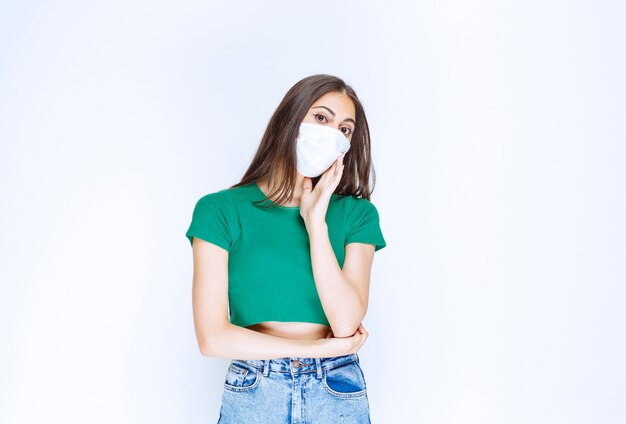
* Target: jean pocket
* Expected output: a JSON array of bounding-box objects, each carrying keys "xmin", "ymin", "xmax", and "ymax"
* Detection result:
[
  {"xmin": 322, "ymin": 360, "xmax": 367, "ymax": 399},
  {"xmin": 223, "ymin": 361, "xmax": 261, "ymax": 393}
]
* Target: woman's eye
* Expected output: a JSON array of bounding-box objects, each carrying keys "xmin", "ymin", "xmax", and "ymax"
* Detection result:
[
  {"xmin": 313, "ymin": 113, "xmax": 327, "ymax": 122},
  {"xmin": 313, "ymin": 113, "xmax": 352, "ymax": 135}
]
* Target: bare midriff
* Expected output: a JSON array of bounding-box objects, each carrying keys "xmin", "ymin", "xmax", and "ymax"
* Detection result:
[{"xmin": 245, "ymin": 321, "xmax": 331, "ymax": 341}]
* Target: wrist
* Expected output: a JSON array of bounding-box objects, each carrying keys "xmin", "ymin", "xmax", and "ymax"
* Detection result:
[
  {"xmin": 316, "ymin": 336, "xmax": 351, "ymax": 358},
  {"xmin": 305, "ymin": 220, "xmax": 327, "ymax": 233},
  {"xmin": 310, "ymin": 338, "xmax": 331, "ymax": 358}
]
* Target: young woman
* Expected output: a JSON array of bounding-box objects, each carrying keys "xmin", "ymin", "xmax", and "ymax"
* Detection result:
[{"xmin": 185, "ymin": 74, "xmax": 387, "ymax": 423}]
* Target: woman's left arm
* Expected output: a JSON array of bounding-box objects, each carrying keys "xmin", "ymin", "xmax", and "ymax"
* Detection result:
[
  {"xmin": 307, "ymin": 222, "xmax": 375, "ymax": 337},
  {"xmin": 301, "ymin": 153, "xmax": 375, "ymax": 338}
]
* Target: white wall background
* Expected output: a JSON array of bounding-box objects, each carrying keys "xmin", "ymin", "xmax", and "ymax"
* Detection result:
[{"xmin": 1, "ymin": 0, "xmax": 625, "ymax": 423}]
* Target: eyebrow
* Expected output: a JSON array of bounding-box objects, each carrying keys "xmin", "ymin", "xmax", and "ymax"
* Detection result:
[{"xmin": 312, "ymin": 106, "xmax": 356, "ymax": 125}]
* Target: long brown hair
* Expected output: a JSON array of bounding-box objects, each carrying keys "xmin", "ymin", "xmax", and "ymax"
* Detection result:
[{"xmin": 230, "ymin": 74, "xmax": 377, "ymax": 207}]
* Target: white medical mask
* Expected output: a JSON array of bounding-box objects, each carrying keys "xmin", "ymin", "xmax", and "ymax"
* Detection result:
[{"xmin": 295, "ymin": 122, "xmax": 351, "ymax": 177}]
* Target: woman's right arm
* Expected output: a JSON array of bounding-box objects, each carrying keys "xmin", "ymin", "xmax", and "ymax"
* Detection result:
[{"xmin": 190, "ymin": 237, "xmax": 367, "ymax": 360}]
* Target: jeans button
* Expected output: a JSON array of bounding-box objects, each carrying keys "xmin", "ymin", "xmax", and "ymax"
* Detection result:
[{"xmin": 292, "ymin": 359, "xmax": 301, "ymax": 368}]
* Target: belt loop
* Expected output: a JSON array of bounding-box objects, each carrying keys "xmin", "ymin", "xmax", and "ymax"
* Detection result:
[
  {"xmin": 315, "ymin": 357, "xmax": 322, "ymax": 379},
  {"xmin": 263, "ymin": 359, "xmax": 270, "ymax": 377}
]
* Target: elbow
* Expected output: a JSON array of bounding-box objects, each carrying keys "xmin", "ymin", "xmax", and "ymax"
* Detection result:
[
  {"xmin": 331, "ymin": 321, "xmax": 361, "ymax": 338},
  {"xmin": 330, "ymin": 305, "xmax": 367, "ymax": 338},
  {"xmin": 199, "ymin": 337, "xmax": 223, "ymax": 357},
  {"xmin": 197, "ymin": 325, "xmax": 229, "ymax": 357},
  {"xmin": 332, "ymin": 327, "xmax": 356, "ymax": 338},
  {"xmin": 198, "ymin": 336, "xmax": 215, "ymax": 356},
  {"xmin": 199, "ymin": 342, "xmax": 216, "ymax": 357}
]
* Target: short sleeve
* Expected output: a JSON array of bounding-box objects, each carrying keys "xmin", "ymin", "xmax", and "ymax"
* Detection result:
[
  {"xmin": 185, "ymin": 191, "xmax": 234, "ymax": 252},
  {"xmin": 345, "ymin": 197, "xmax": 387, "ymax": 252}
]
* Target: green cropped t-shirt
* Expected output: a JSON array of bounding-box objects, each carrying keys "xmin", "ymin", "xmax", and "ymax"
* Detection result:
[{"xmin": 185, "ymin": 182, "xmax": 387, "ymax": 327}]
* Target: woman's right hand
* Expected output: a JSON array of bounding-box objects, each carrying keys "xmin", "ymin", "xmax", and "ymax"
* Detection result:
[{"xmin": 322, "ymin": 323, "xmax": 369, "ymax": 356}]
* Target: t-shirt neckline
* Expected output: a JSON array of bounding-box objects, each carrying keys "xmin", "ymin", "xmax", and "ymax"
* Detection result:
[{"xmin": 251, "ymin": 182, "xmax": 301, "ymax": 210}]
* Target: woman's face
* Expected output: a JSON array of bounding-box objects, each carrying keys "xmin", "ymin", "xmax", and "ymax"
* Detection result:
[{"xmin": 303, "ymin": 91, "xmax": 356, "ymax": 142}]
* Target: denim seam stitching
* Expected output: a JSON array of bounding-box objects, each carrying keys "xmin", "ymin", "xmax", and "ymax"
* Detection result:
[
  {"xmin": 321, "ymin": 363, "xmax": 367, "ymax": 399},
  {"xmin": 321, "ymin": 374, "xmax": 367, "ymax": 399},
  {"xmin": 224, "ymin": 369, "xmax": 262, "ymax": 393}
]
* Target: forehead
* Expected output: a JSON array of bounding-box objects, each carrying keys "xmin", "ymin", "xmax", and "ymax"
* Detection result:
[{"xmin": 311, "ymin": 92, "xmax": 356, "ymax": 117}]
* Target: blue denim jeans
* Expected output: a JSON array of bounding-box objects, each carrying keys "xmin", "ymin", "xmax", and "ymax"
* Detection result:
[{"xmin": 217, "ymin": 353, "xmax": 371, "ymax": 423}]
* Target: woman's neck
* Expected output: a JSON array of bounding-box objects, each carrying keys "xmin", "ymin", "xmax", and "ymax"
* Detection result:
[{"xmin": 258, "ymin": 173, "xmax": 306, "ymax": 207}]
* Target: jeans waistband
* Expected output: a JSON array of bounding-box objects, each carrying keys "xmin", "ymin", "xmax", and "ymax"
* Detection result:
[{"xmin": 231, "ymin": 353, "xmax": 360, "ymax": 378}]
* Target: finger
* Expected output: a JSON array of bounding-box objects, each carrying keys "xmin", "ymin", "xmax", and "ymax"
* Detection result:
[
  {"xmin": 337, "ymin": 156, "xmax": 345, "ymax": 174},
  {"xmin": 333, "ymin": 159, "xmax": 344, "ymax": 180},
  {"xmin": 302, "ymin": 177, "xmax": 313, "ymax": 195},
  {"xmin": 320, "ymin": 163, "xmax": 335, "ymax": 182},
  {"xmin": 322, "ymin": 165, "xmax": 340, "ymax": 188},
  {"xmin": 336, "ymin": 155, "xmax": 344, "ymax": 170},
  {"xmin": 327, "ymin": 161, "xmax": 337, "ymax": 178}
]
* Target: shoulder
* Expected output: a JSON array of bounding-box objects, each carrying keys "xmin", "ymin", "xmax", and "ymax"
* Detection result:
[
  {"xmin": 340, "ymin": 194, "xmax": 380, "ymax": 216},
  {"xmin": 195, "ymin": 188, "xmax": 230, "ymax": 204},
  {"xmin": 186, "ymin": 187, "xmax": 241, "ymax": 250},
  {"xmin": 192, "ymin": 187, "xmax": 237, "ymax": 214}
]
